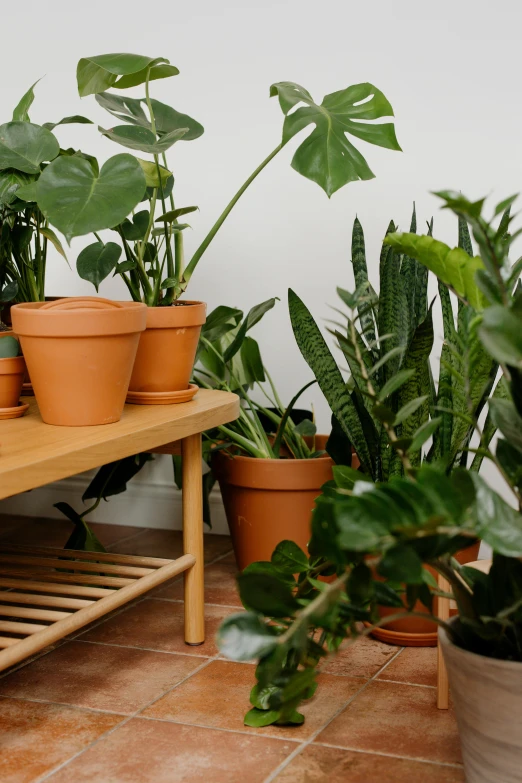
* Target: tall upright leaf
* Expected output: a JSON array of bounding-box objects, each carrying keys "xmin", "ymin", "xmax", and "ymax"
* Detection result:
[
  {"xmin": 351, "ymin": 217, "xmax": 376, "ymax": 346},
  {"xmin": 377, "ymin": 248, "xmax": 408, "ymax": 382}
]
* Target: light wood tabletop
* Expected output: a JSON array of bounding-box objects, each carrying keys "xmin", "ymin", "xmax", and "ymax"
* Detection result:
[{"xmin": 0, "ymin": 390, "xmax": 239, "ymax": 500}]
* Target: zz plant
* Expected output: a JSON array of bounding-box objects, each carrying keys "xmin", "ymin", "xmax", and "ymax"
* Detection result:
[{"xmin": 217, "ymin": 199, "xmax": 519, "ymax": 727}]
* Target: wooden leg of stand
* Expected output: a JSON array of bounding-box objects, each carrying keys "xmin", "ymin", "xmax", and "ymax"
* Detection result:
[
  {"xmin": 182, "ymin": 433, "xmax": 205, "ymax": 646},
  {"xmin": 437, "ymin": 574, "xmax": 450, "ymax": 709}
]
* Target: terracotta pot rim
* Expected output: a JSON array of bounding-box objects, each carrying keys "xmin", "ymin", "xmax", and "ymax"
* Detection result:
[
  {"xmin": 214, "ymin": 451, "xmax": 333, "ymax": 465},
  {"xmin": 439, "ymin": 618, "xmax": 522, "ymax": 670},
  {"xmin": 0, "ymin": 356, "xmax": 25, "ymax": 373},
  {"xmin": 12, "ymin": 300, "xmax": 147, "ymax": 338},
  {"xmin": 143, "ymin": 300, "xmax": 206, "ymax": 328}
]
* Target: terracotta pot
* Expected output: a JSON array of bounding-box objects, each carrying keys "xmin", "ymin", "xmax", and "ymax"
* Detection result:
[
  {"xmin": 0, "ymin": 353, "xmax": 25, "ymax": 408},
  {"xmin": 213, "ymin": 435, "xmax": 339, "ymax": 571},
  {"xmin": 440, "ymin": 620, "xmax": 522, "ymax": 782},
  {"xmin": 370, "ymin": 540, "xmax": 481, "ymax": 647},
  {"xmin": 11, "ymin": 297, "xmax": 147, "ymax": 426},
  {"xmin": 128, "ymin": 300, "xmax": 206, "ymax": 396}
]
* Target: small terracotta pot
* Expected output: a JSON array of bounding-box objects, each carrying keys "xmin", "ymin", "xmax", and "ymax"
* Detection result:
[
  {"xmin": 370, "ymin": 541, "xmax": 481, "ymax": 647},
  {"xmin": 213, "ymin": 435, "xmax": 338, "ymax": 571},
  {"xmin": 440, "ymin": 620, "xmax": 522, "ymax": 782},
  {"xmin": 11, "ymin": 297, "xmax": 147, "ymax": 426},
  {"xmin": 0, "ymin": 354, "xmax": 25, "ymax": 408},
  {"xmin": 128, "ymin": 300, "xmax": 206, "ymax": 396}
]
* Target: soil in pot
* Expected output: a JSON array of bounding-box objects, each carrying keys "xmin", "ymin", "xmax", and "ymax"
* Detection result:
[
  {"xmin": 213, "ymin": 436, "xmax": 357, "ymax": 571},
  {"xmin": 11, "ymin": 297, "xmax": 147, "ymax": 426},
  {"xmin": 370, "ymin": 541, "xmax": 481, "ymax": 647},
  {"xmin": 440, "ymin": 620, "xmax": 522, "ymax": 783},
  {"xmin": 128, "ymin": 300, "xmax": 206, "ymax": 399}
]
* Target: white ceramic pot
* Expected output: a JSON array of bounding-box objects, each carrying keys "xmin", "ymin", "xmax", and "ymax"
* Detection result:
[{"xmin": 439, "ymin": 621, "xmax": 522, "ymax": 783}]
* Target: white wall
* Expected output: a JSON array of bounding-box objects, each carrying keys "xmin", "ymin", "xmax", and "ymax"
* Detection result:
[{"xmin": 1, "ymin": 0, "xmax": 520, "ymax": 525}]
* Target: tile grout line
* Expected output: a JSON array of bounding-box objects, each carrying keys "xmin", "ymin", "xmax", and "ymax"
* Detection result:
[
  {"xmin": 312, "ymin": 741, "xmax": 464, "ymax": 769},
  {"xmin": 72, "ymin": 638, "xmax": 213, "ymax": 659},
  {"xmin": 35, "ymin": 652, "xmax": 221, "ymax": 782},
  {"xmin": 262, "ymin": 644, "xmax": 405, "ymax": 782},
  {"xmin": 105, "ymin": 527, "xmax": 150, "ymax": 551},
  {"xmin": 136, "ymin": 713, "xmax": 303, "ymax": 744}
]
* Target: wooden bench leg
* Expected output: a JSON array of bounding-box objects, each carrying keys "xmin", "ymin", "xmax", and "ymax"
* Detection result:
[
  {"xmin": 182, "ymin": 433, "xmax": 205, "ymax": 646},
  {"xmin": 437, "ymin": 574, "xmax": 450, "ymax": 709}
]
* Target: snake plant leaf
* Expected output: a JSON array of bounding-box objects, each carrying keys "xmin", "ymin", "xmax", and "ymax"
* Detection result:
[
  {"xmin": 77, "ymin": 54, "xmax": 179, "ymax": 97},
  {"xmin": 434, "ymin": 280, "xmax": 455, "ymax": 460},
  {"xmin": 288, "ymin": 288, "xmax": 372, "ymax": 474},
  {"xmin": 479, "ymin": 306, "xmax": 522, "ymax": 368},
  {"xmin": 136, "ymin": 158, "xmax": 172, "ymax": 188},
  {"xmin": 76, "ymin": 240, "xmax": 122, "ymax": 291},
  {"xmin": 351, "ymin": 217, "xmax": 377, "ymax": 347},
  {"xmin": 42, "ymin": 115, "xmax": 93, "ymax": 131},
  {"xmin": 378, "ymin": 247, "xmax": 408, "ymax": 382},
  {"xmin": 99, "ymin": 125, "xmax": 188, "ymax": 154},
  {"xmin": 36, "ymin": 153, "xmax": 146, "ymax": 242},
  {"xmin": 12, "ymin": 80, "xmax": 40, "ymax": 122},
  {"xmin": 385, "ymin": 233, "xmax": 486, "ymax": 311},
  {"xmin": 270, "ymin": 81, "xmax": 401, "ymax": 197},
  {"xmin": 0, "ymin": 122, "xmax": 60, "ymax": 174}
]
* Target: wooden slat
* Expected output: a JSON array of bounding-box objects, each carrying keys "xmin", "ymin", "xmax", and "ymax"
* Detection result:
[
  {"xmin": 0, "ymin": 637, "xmax": 20, "ymax": 648},
  {"xmin": 0, "ymin": 390, "xmax": 239, "ymax": 500},
  {"xmin": 0, "ymin": 545, "xmax": 173, "ymax": 569},
  {"xmin": 0, "ymin": 620, "xmax": 48, "ymax": 635},
  {"xmin": 0, "ymin": 554, "xmax": 195, "ymax": 670},
  {"xmin": 0, "ymin": 554, "xmax": 153, "ymax": 578},
  {"xmin": 0, "ymin": 605, "xmax": 71, "ymax": 622},
  {"xmin": 0, "ymin": 592, "xmax": 93, "ymax": 610},
  {"xmin": 0, "ymin": 578, "xmax": 115, "ymax": 598},
  {"xmin": 437, "ymin": 574, "xmax": 451, "ymax": 710},
  {"xmin": 0, "ymin": 568, "xmax": 135, "ymax": 588}
]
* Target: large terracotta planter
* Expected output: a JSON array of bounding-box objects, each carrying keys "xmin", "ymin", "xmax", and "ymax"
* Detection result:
[
  {"xmin": 370, "ymin": 541, "xmax": 481, "ymax": 647},
  {"xmin": 128, "ymin": 300, "xmax": 206, "ymax": 399},
  {"xmin": 212, "ymin": 435, "xmax": 336, "ymax": 571},
  {"xmin": 440, "ymin": 620, "xmax": 522, "ymax": 782},
  {"xmin": 11, "ymin": 297, "xmax": 147, "ymax": 426}
]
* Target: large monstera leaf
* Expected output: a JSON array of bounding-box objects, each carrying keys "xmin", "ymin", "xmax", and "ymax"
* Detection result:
[
  {"xmin": 77, "ymin": 53, "xmax": 179, "ymax": 97},
  {"xmin": 95, "ymin": 93, "xmax": 204, "ymax": 141},
  {"xmin": 33, "ymin": 153, "xmax": 146, "ymax": 242},
  {"xmin": 0, "ymin": 122, "xmax": 59, "ymax": 174},
  {"xmin": 270, "ymin": 82, "xmax": 401, "ymax": 197}
]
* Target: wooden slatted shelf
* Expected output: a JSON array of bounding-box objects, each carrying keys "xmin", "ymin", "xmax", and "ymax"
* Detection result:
[{"xmin": 0, "ymin": 545, "xmax": 195, "ymax": 671}]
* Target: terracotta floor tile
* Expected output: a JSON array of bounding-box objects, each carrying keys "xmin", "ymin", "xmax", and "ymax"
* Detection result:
[
  {"xmin": 109, "ymin": 528, "xmax": 233, "ymax": 563},
  {"xmin": 274, "ymin": 745, "xmax": 465, "ymax": 782},
  {"xmin": 46, "ymin": 717, "xmax": 295, "ymax": 782},
  {"xmin": 320, "ymin": 635, "xmax": 401, "ymax": 679},
  {"xmin": 317, "ymin": 680, "xmax": 462, "ymax": 764},
  {"xmin": 0, "ymin": 641, "xmax": 204, "ymax": 714},
  {"xmin": 155, "ymin": 560, "xmax": 242, "ymax": 606},
  {"xmin": 0, "ymin": 516, "xmax": 143, "ymax": 549},
  {"xmin": 377, "ymin": 647, "xmax": 437, "ymax": 687},
  {"xmin": 0, "ymin": 696, "xmax": 122, "ymax": 783},
  {"xmin": 143, "ymin": 659, "xmax": 364, "ymax": 740},
  {"xmin": 80, "ymin": 598, "xmax": 235, "ymax": 656}
]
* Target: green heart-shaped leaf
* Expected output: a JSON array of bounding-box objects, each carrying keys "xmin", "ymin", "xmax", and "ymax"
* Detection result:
[
  {"xmin": 0, "ymin": 122, "xmax": 59, "ymax": 174},
  {"xmin": 77, "ymin": 53, "xmax": 178, "ymax": 97},
  {"xmin": 36, "ymin": 153, "xmax": 146, "ymax": 242},
  {"xmin": 77, "ymin": 241, "xmax": 122, "ymax": 291},
  {"xmin": 99, "ymin": 124, "xmax": 188, "ymax": 154},
  {"xmin": 270, "ymin": 81, "xmax": 401, "ymax": 197},
  {"xmin": 0, "ymin": 170, "xmax": 35, "ymax": 206},
  {"xmin": 12, "ymin": 80, "xmax": 40, "ymax": 122},
  {"xmin": 136, "ymin": 158, "xmax": 172, "ymax": 188}
]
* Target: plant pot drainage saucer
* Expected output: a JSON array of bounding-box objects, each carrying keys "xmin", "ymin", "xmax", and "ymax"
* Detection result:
[
  {"xmin": 21, "ymin": 382, "xmax": 33, "ymax": 395},
  {"xmin": 126, "ymin": 383, "xmax": 199, "ymax": 405},
  {"xmin": 0, "ymin": 401, "xmax": 29, "ymax": 420},
  {"xmin": 365, "ymin": 623, "xmax": 437, "ymax": 647}
]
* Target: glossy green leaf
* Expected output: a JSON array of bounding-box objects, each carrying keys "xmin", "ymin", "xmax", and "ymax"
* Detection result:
[
  {"xmin": 237, "ymin": 572, "xmax": 299, "ymax": 617},
  {"xmin": 95, "ymin": 93, "xmax": 148, "ymax": 126},
  {"xmin": 95, "ymin": 94, "xmax": 204, "ymax": 141},
  {"xmin": 479, "ymin": 306, "xmax": 522, "ymax": 368},
  {"xmin": 394, "ymin": 396, "xmax": 428, "ymax": 426},
  {"xmin": 270, "ymin": 81, "xmax": 401, "ymax": 197},
  {"xmin": 407, "ymin": 417, "xmax": 441, "ymax": 453},
  {"xmin": 470, "ymin": 473, "xmax": 522, "ymax": 556},
  {"xmin": 378, "ymin": 544, "xmax": 424, "ymax": 584},
  {"xmin": 217, "ymin": 612, "xmax": 278, "ymax": 661},
  {"xmin": 76, "ymin": 241, "xmax": 122, "ymax": 291},
  {"xmin": 36, "ymin": 153, "xmax": 146, "ymax": 242},
  {"xmin": 378, "ymin": 369, "xmax": 415, "ymax": 401},
  {"xmin": 385, "ymin": 233, "xmax": 486, "ymax": 311},
  {"xmin": 99, "ymin": 124, "xmax": 187, "ymax": 154},
  {"xmin": 149, "ymin": 100, "xmax": 204, "ymax": 140},
  {"xmin": 0, "ymin": 122, "xmax": 59, "ymax": 174},
  {"xmin": 0, "ymin": 170, "xmax": 35, "ymax": 206},
  {"xmin": 77, "ymin": 53, "xmax": 178, "ymax": 97},
  {"xmin": 245, "ymin": 297, "xmax": 279, "ymax": 331},
  {"xmin": 40, "ymin": 227, "xmax": 67, "ymax": 261},
  {"xmin": 136, "ymin": 158, "xmax": 171, "ymax": 188},
  {"xmin": 271, "ymin": 540, "xmax": 308, "ymax": 574},
  {"xmin": 244, "ymin": 708, "xmax": 282, "ymax": 727},
  {"xmin": 12, "ymin": 80, "xmax": 40, "ymax": 122},
  {"xmin": 120, "ymin": 210, "xmax": 150, "ymax": 241},
  {"xmin": 155, "ymin": 206, "xmax": 198, "ymax": 223},
  {"xmin": 240, "ymin": 336, "xmax": 265, "ymax": 385},
  {"xmin": 0, "ymin": 335, "xmax": 20, "ymax": 358},
  {"xmin": 42, "ymin": 115, "xmax": 93, "ymax": 131},
  {"xmin": 54, "ymin": 502, "xmax": 106, "ymax": 553},
  {"xmin": 490, "ymin": 399, "xmax": 522, "ymax": 453}
]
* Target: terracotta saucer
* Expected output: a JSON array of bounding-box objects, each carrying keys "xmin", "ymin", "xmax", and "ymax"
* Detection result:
[
  {"xmin": 0, "ymin": 401, "xmax": 29, "ymax": 420},
  {"xmin": 366, "ymin": 624, "xmax": 437, "ymax": 647},
  {"xmin": 126, "ymin": 383, "xmax": 199, "ymax": 405},
  {"xmin": 21, "ymin": 382, "xmax": 33, "ymax": 395}
]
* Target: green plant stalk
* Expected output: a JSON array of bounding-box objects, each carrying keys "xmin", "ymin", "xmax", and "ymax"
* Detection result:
[{"xmin": 184, "ymin": 143, "xmax": 284, "ymax": 284}]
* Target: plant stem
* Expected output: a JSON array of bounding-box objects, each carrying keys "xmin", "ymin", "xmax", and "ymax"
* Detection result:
[{"xmin": 184, "ymin": 143, "xmax": 283, "ymax": 282}]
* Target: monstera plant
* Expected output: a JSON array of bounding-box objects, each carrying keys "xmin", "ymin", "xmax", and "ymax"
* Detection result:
[{"xmin": 69, "ymin": 54, "xmax": 402, "ymax": 304}]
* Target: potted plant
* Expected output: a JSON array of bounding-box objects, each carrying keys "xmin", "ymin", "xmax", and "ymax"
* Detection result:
[
  {"xmin": 217, "ymin": 191, "xmax": 522, "ymax": 783},
  {"xmin": 0, "ymin": 333, "xmax": 27, "ymax": 418},
  {"xmin": 69, "ymin": 53, "xmax": 402, "ymax": 401}
]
